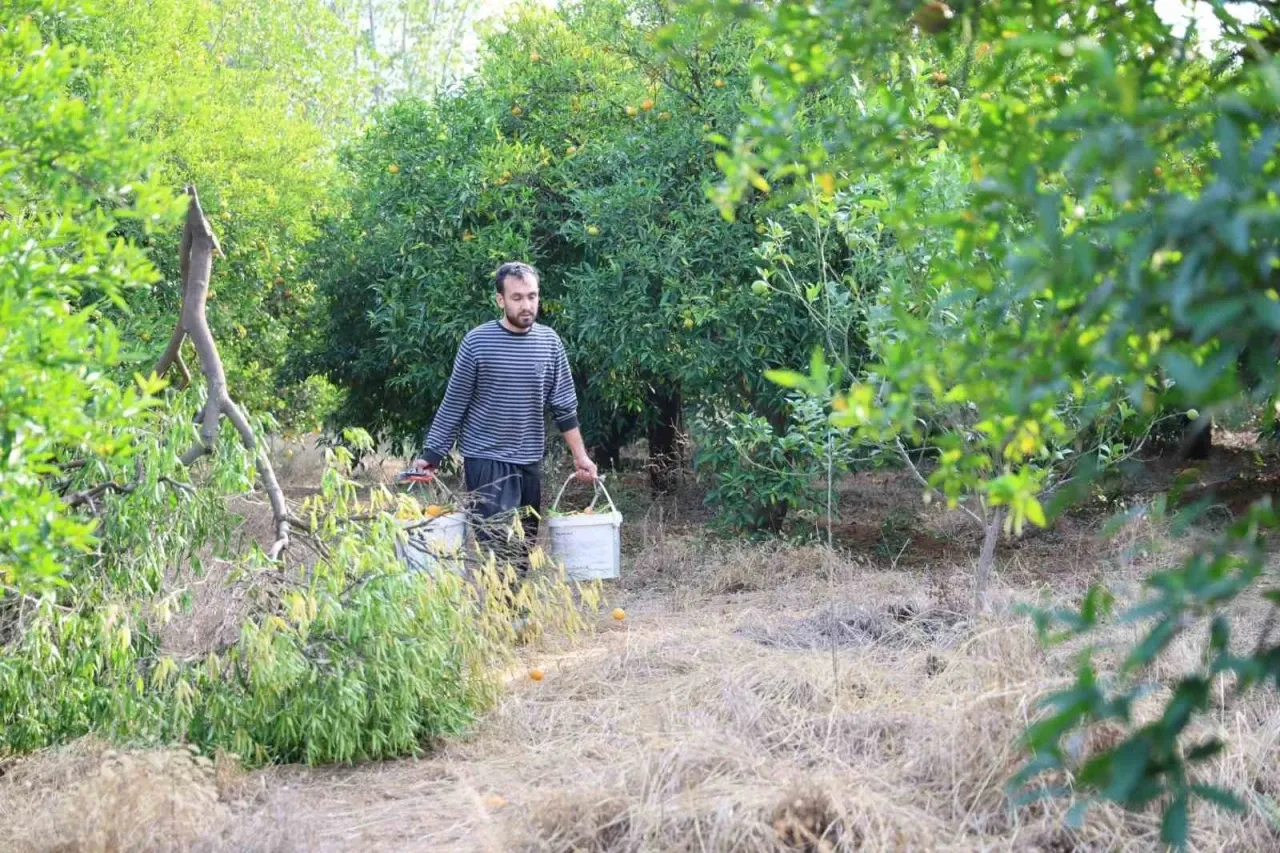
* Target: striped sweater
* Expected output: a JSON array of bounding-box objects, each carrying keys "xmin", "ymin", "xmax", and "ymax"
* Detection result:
[{"xmin": 420, "ymin": 320, "xmax": 580, "ymax": 466}]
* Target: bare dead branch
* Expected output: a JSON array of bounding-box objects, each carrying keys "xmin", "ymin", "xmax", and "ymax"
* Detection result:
[
  {"xmin": 65, "ymin": 480, "xmax": 136, "ymax": 508},
  {"xmin": 174, "ymin": 348, "xmax": 192, "ymax": 389},
  {"xmin": 173, "ymin": 186, "xmax": 291, "ymax": 561}
]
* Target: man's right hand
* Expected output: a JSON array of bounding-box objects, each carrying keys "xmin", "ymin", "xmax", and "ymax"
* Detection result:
[{"xmin": 410, "ymin": 458, "xmax": 437, "ymax": 475}]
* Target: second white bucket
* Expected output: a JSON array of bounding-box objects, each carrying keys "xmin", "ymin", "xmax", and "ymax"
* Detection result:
[
  {"xmin": 546, "ymin": 475, "xmax": 622, "ymax": 581},
  {"xmin": 397, "ymin": 512, "xmax": 468, "ymax": 574}
]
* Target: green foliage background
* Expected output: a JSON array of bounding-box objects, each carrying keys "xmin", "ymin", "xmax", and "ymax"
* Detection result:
[{"xmin": 303, "ymin": 0, "xmax": 864, "ymax": 491}]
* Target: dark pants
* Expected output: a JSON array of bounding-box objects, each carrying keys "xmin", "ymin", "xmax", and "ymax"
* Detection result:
[{"xmin": 464, "ymin": 457, "xmax": 542, "ymax": 576}]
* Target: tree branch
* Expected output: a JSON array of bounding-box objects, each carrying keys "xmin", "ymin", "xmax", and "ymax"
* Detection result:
[
  {"xmin": 173, "ymin": 185, "xmax": 291, "ymax": 560},
  {"xmin": 895, "ymin": 437, "xmax": 984, "ymax": 525},
  {"xmin": 174, "ymin": 348, "xmax": 192, "ymax": 389},
  {"xmin": 153, "ymin": 318, "xmax": 186, "ymax": 384},
  {"xmin": 65, "ymin": 480, "xmax": 136, "ymax": 508}
]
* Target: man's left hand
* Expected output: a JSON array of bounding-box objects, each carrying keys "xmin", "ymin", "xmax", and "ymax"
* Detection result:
[{"xmin": 574, "ymin": 455, "xmax": 598, "ymax": 483}]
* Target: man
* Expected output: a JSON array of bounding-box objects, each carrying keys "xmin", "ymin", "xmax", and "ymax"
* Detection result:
[{"xmin": 412, "ymin": 261, "xmax": 597, "ymax": 574}]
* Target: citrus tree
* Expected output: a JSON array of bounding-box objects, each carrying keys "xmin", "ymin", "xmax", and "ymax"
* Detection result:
[
  {"xmin": 707, "ymin": 0, "xmax": 1280, "ymax": 843},
  {"xmin": 307, "ymin": 0, "xmax": 860, "ymax": 501},
  {"xmin": 0, "ymin": 6, "xmax": 175, "ymax": 596},
  {"xmin": 25, "ymin": 0, "xmax": 357, "ymax": 431}
]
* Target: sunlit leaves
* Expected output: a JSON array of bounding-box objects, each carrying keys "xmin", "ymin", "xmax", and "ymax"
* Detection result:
[{"xmin": 722, "ymin": 0, "xmax": 1280, "ymax": 844}]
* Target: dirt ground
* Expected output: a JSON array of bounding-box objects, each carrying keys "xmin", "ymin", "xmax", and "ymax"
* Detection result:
[{"xmin": 4, "ymin": 436, "xmax": 1280, "ymax": 852}]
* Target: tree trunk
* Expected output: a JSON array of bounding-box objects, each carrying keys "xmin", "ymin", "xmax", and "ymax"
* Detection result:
[
  {"xmin": 973, "ymin": 507, "xmax": 1003, "ymax": 612},
  {"xmin": 590, "ymin": 435, "xmax": 625, "ymax": 472},
  {"xmin": 646, "ymin": 386, "xmax": 682, "ymax": 493}
]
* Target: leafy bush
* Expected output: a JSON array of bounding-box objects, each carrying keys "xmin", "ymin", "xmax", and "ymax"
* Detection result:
[
  {"xmin": 0, "ymin": 6, "xmax": 175, "ymax": 596},
  {"xmin": 3, "ymin": 407, "xmax": 592, "ymax": 764},
  {"xmin": 693, "ymin": 395, "xmax": 867, "ymax": 535}
]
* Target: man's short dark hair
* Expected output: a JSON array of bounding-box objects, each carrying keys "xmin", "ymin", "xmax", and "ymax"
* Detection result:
[{"xmin": 493, "ymin": 261, "xmax": 540, "ymax": 294}]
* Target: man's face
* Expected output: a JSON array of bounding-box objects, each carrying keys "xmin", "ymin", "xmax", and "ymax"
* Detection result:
[{"xmin": 497, "ymin": 273, "xmax": 539, "ymax": 329}]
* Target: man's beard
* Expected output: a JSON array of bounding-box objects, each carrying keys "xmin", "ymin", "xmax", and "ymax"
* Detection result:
[{"xmin": 507, "ymin": 309, "xmax": 535, "ymax": 329}]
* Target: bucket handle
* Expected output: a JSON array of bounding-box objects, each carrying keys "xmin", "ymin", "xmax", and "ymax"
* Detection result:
[
  {"xmin": 398, "ymin": 470, "xmax": 459, "ymax": 505},
  {"xmin": 550, "ymin": 474, "xmax": 617, "ymax": 516}
]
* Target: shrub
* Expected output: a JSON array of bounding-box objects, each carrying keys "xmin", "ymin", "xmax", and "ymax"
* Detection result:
[{"xmin": 692, "ymin": 395, "xmax": 867, "ymax": 535}]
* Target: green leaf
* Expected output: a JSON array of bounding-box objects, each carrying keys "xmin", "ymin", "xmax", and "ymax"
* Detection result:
[
  {"xmin": 1104, "ymin": 737, "xmax": 1150, "ymax": 803},
  {"xmin": 764, "ymin": 369, "xmax": 811, "ymax": 390},
  {"xmin": 1185, "ymin": 739, "xmax": 1225, "ymax": 763},
  {"xmin": 1080, "ymin": 584, "xmax": 1115, "ymax": 626},
  {"xmin": 1123, "ymin": 617, "xmax": 1178, "ymax": 673},
  {"xmin": 1191, "ymin": 783, "xmax": 1245, "ymax": 813},
  {"xmin": 1162, "ymin": 793, "xmax": 1188, "ymax": 848}
]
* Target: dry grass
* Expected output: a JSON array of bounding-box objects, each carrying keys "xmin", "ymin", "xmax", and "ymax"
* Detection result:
[
  {"xmin": 7, "ymin": 451, "xmax": 1280, "ymax": 852},
  {"xmin": 0, "ymin": 739, "xmax": 306, "ymax": 853},
  {"xmin": 154, "ymin": 528, "xmax": 1271, "ymax": 853}
]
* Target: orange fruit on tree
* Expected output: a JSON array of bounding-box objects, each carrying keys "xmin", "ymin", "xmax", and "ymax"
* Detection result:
[
  {"xmin": 511, "ymin": 105, "xmax": 523, "ymax": 116},
  {"xmin": 641, "ymin": 98, "xmax": 654, "ymax": 111},
  {"xmin": 713, "ymin": 78, "xmax": 725, "ymax": 88},
  {"xmin": 625, "ymin": 105, "xmax": 638, "ymax": 117},
  {"xmin": 388, "ymin": 163, "xmax": 399, "ymax": 174}
]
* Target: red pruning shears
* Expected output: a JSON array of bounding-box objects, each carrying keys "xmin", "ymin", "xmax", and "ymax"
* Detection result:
[{"xmin": 397, "ymin": 469, "xmax": 436, "ymax": 485}]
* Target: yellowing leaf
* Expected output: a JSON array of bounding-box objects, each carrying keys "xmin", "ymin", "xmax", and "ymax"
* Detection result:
[{"xmin": 1025, "ymin": 498, "xmax": 1047, "ymax": 527}]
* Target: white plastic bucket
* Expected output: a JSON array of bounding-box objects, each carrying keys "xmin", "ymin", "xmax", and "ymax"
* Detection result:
[
  {"xmin": 393, "ymin": 472, "xmax": 467, "ymax": 575},
  {"xmin": 546, "ymin": 475, "xmax": 622, "ymax": 581},
  {"xmin": 397, "ymin": 512, "xmax": 468, "ymax": 573}
]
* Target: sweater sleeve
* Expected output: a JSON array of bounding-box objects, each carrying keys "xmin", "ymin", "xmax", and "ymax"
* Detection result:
[
  {"xmin": 420, "ymin": 337, "xmax": 477, "ymax": 463},
  {"xmin": 547, "ymin": 335, "xmax": 580, "ymax": 433}
]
